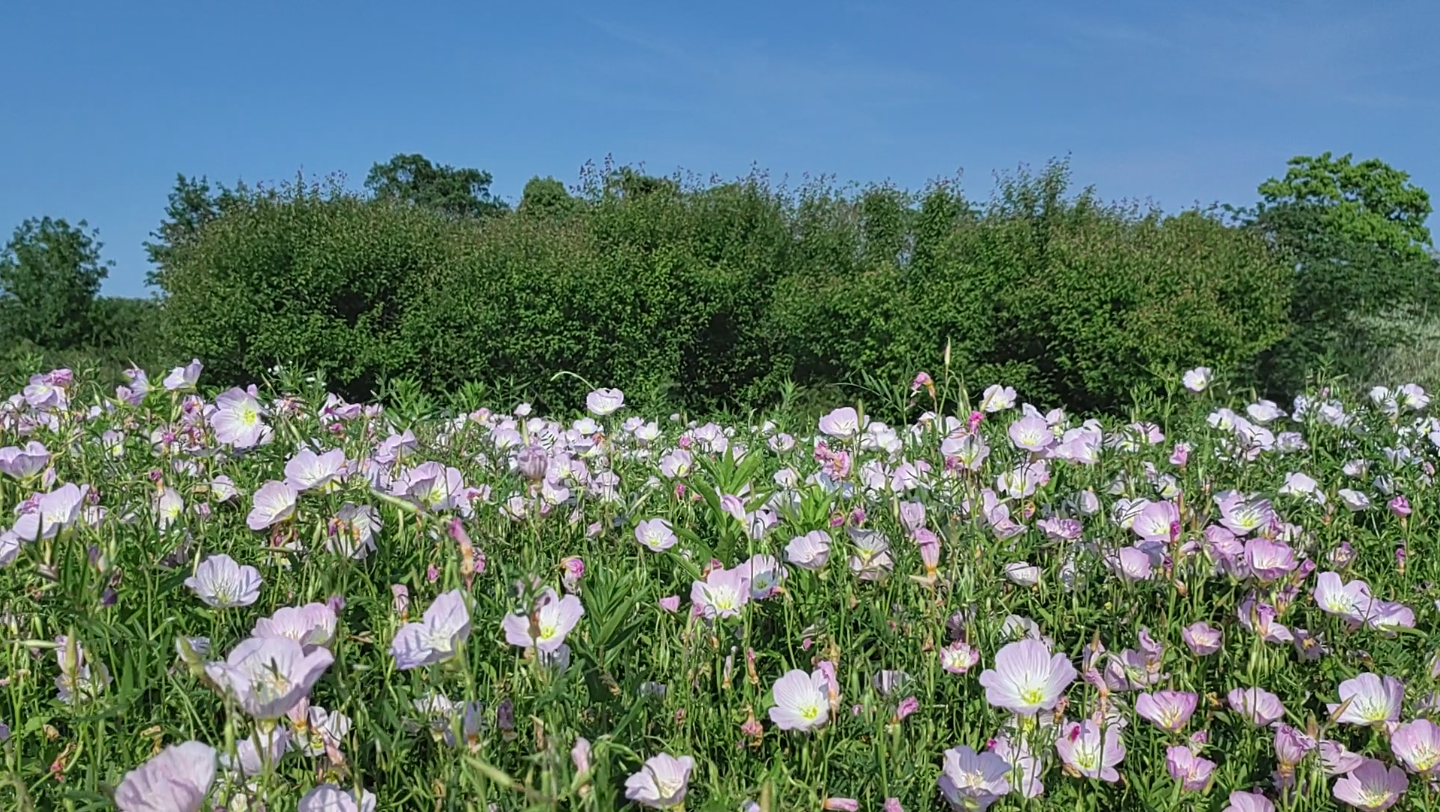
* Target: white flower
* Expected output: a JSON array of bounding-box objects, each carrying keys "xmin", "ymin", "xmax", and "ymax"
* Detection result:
[{"xmin": 184, "ymin": 554, "xmax": 262, "ymax": 608}]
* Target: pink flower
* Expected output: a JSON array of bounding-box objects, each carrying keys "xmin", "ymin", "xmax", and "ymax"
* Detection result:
[
  {"xmin": 1227, "ymin": 687, "xmax": 1285, "ymax": 726},
  {"xmin": 658, "ymin": 595, "xmax": 680, "ymax": 613},
  {"xmin": 818, "ymin": 407, "xmax": 863, "ymax": 439},
  {"xmin": 1391, "ymin": 718, "xmax": 1440, "ymax": 775},
  {"xmin": 1329, "ymin": 673, "xmax": 1404, "ymax": 727},
  {"xmin": 1055, "ymin": 720, "xmax": 1125, "ymax": 782},
  {"xmin": 1271, "ymin": 723, "xmax": 1316, "ymax": 767},
  {"xmin": 978, "ymin": 639, "xmax": 1076, "ymax": 716},
  {"xmin": 1332, "ymin": 758, "xmax": 1408, "ymax": 811},
  {"xmin": 939, "ymin": 641, "xmax": 981, "ymax": 674},
  {"xmin": 1222, "ymin": 790, "xmax": 1275, "ymax": 812},
  {"xmin": 502, "ymin": 589, "xmax": 584, "ymax": 654},
  {"xmin": 114, "ymin": 740, "xmax": 216, "ymax": 812},
  {"xmin": 1165, "ymin": 744, "xmax": 1215, "ymax": 791},
  {"xmin": 1182, "ymin": 622, "xmax": 1222, "ymax": 655},
  {"xmin": 1313, "ymin": 572, "xmax": 1373, "ymax": 624},
  {"xmin": 937, "ymin": 744, "xmax": 1011, "ymax": 811},
  {"xmin": 768, "ymin": 669, "xmax": 830, "ymax": 732},
  {"xmin": 205, "ymin": 637, "xmax": 333, "ymax": 720},
  {"xmin": 391, "ymin": 590, "xmax": 471, "ymax": 669},
  {"xmin": 1135, "ymin": 690, "xmax": 1198, "ymax": 732},
  {"xmin": 690, "ymin": 566, "xmax": 750, "ymax": 620},
  {"xmin": 253, "ymin": 602, "xmax": 336, "ymax": 652},
  {"xmin": 624, "ymin": 753, "xmax": 694, "ymax": 809},
  {"xmin": 1243, "ymin": 538, "xmax": 1297, "ymax": 582}
]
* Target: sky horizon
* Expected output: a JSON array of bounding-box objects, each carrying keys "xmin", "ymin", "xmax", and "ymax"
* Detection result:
[{"xmin": 2, "ymin": 0, "xmax": 1436, "ymax": 297}]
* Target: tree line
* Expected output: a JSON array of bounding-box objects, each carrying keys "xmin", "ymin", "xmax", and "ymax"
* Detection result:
[{"xmin": 1, "ymin": 151, "xmax": 1435, "ymax": 416}]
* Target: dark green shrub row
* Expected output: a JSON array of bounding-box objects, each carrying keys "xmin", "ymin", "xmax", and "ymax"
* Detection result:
[{"xmin": 156, "ymin": 164, "xmax": 1295, "ymax": 414}]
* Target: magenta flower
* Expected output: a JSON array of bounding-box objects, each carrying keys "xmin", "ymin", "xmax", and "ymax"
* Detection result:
[
  {"xmin": 1228, "ymin": 687, "xmax": 1285, "ymax": 726},
  {"xmin": 1055, "ymin": 720, "xmax": 1125, "ymax": 782},
  {"xmin": 1165, "ymin": 744, "xmax": 1215, "ymax": 791},
  {"xmin": 1135, "ymin": 690, "xmax": 1198, "ymax": 732},
  {"xmin": 624, "ymin": 753, "xmax": 694, "ymax": 809},
  {"xmin": 114, "ymin": 740, "xmax": 216, "ymax": 812},
  {"xmin": 1182, "ymin": 622, "xmax": 1222, "ymax": 655},
  {"xmin": 184, "ymin": 554, "xmax": 262, "ymax": 608},
  {"xmin": 1390, "ymin": 718, "xmax": 1440, "ymax": 775},
  {"xmin": 978, "ymin": 638, "xmax": 1076, "ymax": 716},
  {"xmin": 502, "ymin": 589, "xmax": 584, "ymax": 653},
  {"xmin": 1332, "ymin": 758, "xmax": 1408, "ymax": 811},
  {"xmin": 391, "ymin": 590, "xmax": 472, "ymax": 669},
  {"xmin": 1330, "ymin": 673, "xmax": 1404, "ymax": 727},
  {"xmin": 205, "ymin": 637, "xmax": 333, "ymax": 719},
  {"xmin": 937, "ymin": 744, "xmax": 1011, "ymax": 811}
]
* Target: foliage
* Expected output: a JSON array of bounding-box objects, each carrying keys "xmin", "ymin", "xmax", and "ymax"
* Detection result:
[
  {"xmin": 773, "ymin": 163, "xmax": 1293, "ymax": 412},
  {"xmin": 143, "ymin": 174, "xmax": 255, "ymax": 288},
  {"xmin": 1229, "ymin": 154, "xmax": 1440, "ymax": 396},
  {"xmin": 0, "ymin": 217, "xmax": 112, "ymax": 351},
  {"xmin": 365, "ymin": 153, "xmax": 509, "ymax": 220},
  {"xmin": 1256, "ymin": 152, "xmax": 1433, "ymax": 262},
  {"xmin": 159, "ymin": 176, "xmax": 447, "ymax": 398}
]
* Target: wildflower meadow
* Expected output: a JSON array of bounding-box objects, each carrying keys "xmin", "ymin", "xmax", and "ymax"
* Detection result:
[{"xmin": 4, "ymin": 358, "xmax": 1440, "ymax": 812}]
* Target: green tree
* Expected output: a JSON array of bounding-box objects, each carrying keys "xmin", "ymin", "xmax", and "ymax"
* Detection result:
[
  {"xmin": 1256, "ymin": 152, "xmax": 1433, "ymax": 260},
  {"xmin": 0, "ymin": 217, "xmax": 112, "ymax": 349},
  {"xmin": 518, "ymin": 176, "xmax": 578, "ymax": 218},
  {"xmin": 1234, "ymin": 154, "xmax": 1438, "ymax": 391},
  {"xmin": 365, "ymin": 153, "xmax": 509, "ymax": 219},
  {"xmin": 143, "ymin": 174, "xmax": 249, "ymax": 287}
]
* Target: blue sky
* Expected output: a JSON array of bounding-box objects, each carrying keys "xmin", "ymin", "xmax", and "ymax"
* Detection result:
[{"xmin": 2, "ymin": 0, "xmax": 1436, "ymax": 296}]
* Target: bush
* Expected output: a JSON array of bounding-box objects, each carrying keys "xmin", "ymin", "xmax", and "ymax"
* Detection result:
[
  {"xmin": 773, "ymin": 164, "xmax": 1294, "ymax": 412},
  {"xmin": 402, "ymin": 174, "xmax": 795, "ymax": 412},
  {"xmin": 160, "ymin": 179, "xmax": 450, "ymax": 399},
  {"xmin": 156, "ymin": 161, "xmax": 1297, "ymax": 415}
]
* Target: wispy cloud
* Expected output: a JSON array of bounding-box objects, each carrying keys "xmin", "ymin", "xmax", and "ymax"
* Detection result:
[{"xmin": 580, "ymin": 15, "xmax": 941, "ymax": 118}]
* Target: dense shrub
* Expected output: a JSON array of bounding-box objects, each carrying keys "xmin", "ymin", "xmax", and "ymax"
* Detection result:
[
  {"xmin": 773, "ymin": 165, "xmax": 1293, "ymax": 412},
  {"xmin": 403, "ymin": 176, "xmax": 794, "ymax": 412},
  {"xmin": 160, "ymin": 180, "xmax": 450, "ymax": 398},
  {"xmin": 157, "ymin": 162, "xmax": 1296, "ymax": 415}
]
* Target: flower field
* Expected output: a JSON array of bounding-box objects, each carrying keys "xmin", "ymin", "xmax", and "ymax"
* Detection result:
[{"xmin": 3, "ymin": 362, "xmax": 1440, "ymax": 812}]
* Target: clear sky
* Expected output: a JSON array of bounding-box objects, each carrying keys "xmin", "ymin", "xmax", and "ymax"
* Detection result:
[{"xmin": 2, "ymin": 0, "xmax": 1436, "ymax": 297}]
